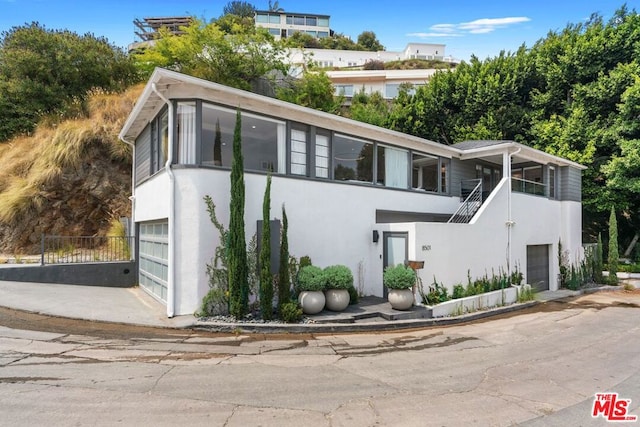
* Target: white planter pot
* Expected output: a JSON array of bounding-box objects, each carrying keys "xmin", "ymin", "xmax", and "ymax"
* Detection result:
[
  {"xmin": 298, "ymin": 290, "xmax": 325, "ymax": 315},
  {"xmin": 325, "ymin": 289, "xmax": 350, "ymax": 311},
  {"xmin": 388, "ymin": 288, "xmax": 414, "ymax": 310}
]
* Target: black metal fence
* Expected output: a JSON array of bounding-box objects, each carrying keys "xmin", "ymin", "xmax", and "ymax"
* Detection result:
[{"xmin": 41, "ymin": 235, "xmax": 134, "ymax": 265}]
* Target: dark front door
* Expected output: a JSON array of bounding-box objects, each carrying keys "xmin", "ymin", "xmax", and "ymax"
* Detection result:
[
  {"xmin": 527, "ymin": 245, "xmax": 550, "ymax": 291},
  {"xmin": 383, "ymin": 232, "xmax": 408, "ymax": 297}
]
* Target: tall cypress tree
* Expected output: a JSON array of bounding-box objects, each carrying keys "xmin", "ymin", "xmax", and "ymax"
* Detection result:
[
  {"xmin": 228, "ymin": 110, "xmax": 248, "ymax": 318},
  {"xmin": 278, "ymin": 204, "xmax": 291, "ymax": 312},
  {"xmin": 259, "ymin": 174, "xmax": 273, "ymax": 320},
  {"xmin": 608, "ymin": 206, "xmax": 619, "ymax": 285}
]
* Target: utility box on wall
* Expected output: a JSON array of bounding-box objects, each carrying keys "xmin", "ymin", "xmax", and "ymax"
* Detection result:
[{"xmin": 256, "ymin": 219, "xmax": 281, "ymax": 275}]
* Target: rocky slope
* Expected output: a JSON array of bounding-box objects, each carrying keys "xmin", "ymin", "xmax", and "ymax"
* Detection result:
[{"xmin": 0, "ymin": 86, "xmax": 143, "ymax": 254}]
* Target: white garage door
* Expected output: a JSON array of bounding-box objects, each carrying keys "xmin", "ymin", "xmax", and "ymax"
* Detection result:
[{"xmin": 138, "ymin": 221, "xmax": 169, "ymax": 302}]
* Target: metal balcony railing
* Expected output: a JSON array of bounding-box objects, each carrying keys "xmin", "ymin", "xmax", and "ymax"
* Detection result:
[{"xmin": 511, "ymin": 177, "xmax": 546, "ymax": 196}]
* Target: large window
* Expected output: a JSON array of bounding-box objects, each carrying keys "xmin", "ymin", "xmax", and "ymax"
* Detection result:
[
  {"xmin": 290, "ymin": 128, "xmax": 307, "ymax": 176},
  {"xmin": 333, "ymin": 134, "xmax": 373, "ymax": 182},
  {"xmin": 256, "ymin": 13, "xmax": 280, "ymax": 24},
  {"xmin": 137, "ymin": 100, "xmax": 455, "ymax": 197},
  {"xmin": 315, "ymin": 133, "xmax": 329, "ymax": 178},
  {"xmin": 177, "ymin": 102, "xmax": 196, "ymax": 164},
  {"xmin": 135, "ymin": 108, "xmax": 169, "ymax": 185},
  {"xmin": 135, "ymin": 125, "xmax": 151, "ymax": 184},
  {"xmin": 377, "ymin": 145, "xmax": 409, "ymax": 189},
  {"xmin": 412, "ymin": 153, "xmax": 439, "ymax": 191},
  {"xmin": 201, "ymin": 103, "xmax": 286, "ymax": 173},
  {"xmin": 335, "ymin": 85, "xmax": 354, "ymax": 97}
]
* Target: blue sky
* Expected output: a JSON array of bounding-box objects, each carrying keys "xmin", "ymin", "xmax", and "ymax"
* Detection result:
[{"xmin": 0, "ymin": 0, "xmax": 638, "ymax": 60}]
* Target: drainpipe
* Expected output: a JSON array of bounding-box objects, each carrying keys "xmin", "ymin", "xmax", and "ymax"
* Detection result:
[
  {"xmin": 506, "ymin": 147, "xmax": 521, "ymax": 280},
  {"xmin": 118, "ymin": 136, "xmax": 136, "ymax": 234},
  {"xmin": 152, "ymin": 83, "xmax": 176, "ymax": 318},
  {"xmin": 119, "ymin": 136, "xmax": 139, "ymax": 265}
]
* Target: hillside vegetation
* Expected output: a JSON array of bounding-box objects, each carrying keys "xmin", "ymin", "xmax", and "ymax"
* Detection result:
[
  {"xmin": 1, "ymin": 3, "xmax": 638, "ymax": 258},
  {"xmin": 0, "ymin": 86, "xmax": 142, "ymax": 253}
]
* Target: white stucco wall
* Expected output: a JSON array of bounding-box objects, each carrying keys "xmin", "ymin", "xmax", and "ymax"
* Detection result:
[
  {"xmin": 161, "ymin": 168, "xmax": 461, "ymax": 315},
  {"xmin": 134, "ymin": 169, "xmax": 583, "ymax": 315},
  {"xmin": 133, "ymin": 172, "xmax": 170, "ymax": 222},
  {"xmin": 380, "ymin": 179, "xmax": 583, "ymax": 294}
]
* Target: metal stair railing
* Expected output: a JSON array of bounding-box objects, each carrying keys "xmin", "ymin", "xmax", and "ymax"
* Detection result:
[{"xmin": 448, "ymin": 179, "xmax": 483, "ymax": 223}]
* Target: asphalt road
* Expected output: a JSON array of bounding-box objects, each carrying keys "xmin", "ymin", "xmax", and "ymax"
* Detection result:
[{"xmin": 1, "ymin": 291, "xmax": 639, "ymax": 426}]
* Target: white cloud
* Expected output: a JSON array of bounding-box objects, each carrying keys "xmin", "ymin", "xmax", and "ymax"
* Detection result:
[
  {"xmin": 406, "ymin": 32, "xmax": 463, "ymax": 38},
  {"xmin": 407, "ymin": 16, "xmax": 531, "ymax": 39}
]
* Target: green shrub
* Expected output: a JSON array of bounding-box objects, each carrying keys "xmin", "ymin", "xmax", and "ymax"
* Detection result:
[
  {"xmin": 279, "ymin": 301, "xmax": 302, "ymax": 323},
  {"xmin": 347, "ymin": 285, "xmax": 359, "ymax": 305},
  {"xmin": 197, "ymin": 288, "xmax": 227, "ymax": 317},
  {"xmin": 452, "ymin": 284, "xmax": 465, "ymax": 299},
  {"xmin": 422, "ymin": 277, "xmax": 450, "ymax": 305},
  {"xmin": 517, "ymin": 284, "xmax": 535, "ymax": 302},
  {"xmin": 322, "ymin": 265, "xmax": 353, "ymax": 290},
  {"xmin": 297, "ymin": 265, "xmax": 324, "ymax": 291},
  {"xmin": 299, "ymin": 255, "xmax": 312, "ymax": 268},
  {"xmin": 618, "ymin": 263, "xmax": 640, "ymax": 273},
  {"xmin": 383, "ymin": 264, "xmax": 416, "ymax": 290}
]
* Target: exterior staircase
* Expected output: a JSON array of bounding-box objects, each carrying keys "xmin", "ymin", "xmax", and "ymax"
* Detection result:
[{"xmin": 448, "ymin": 179, "xmax": 483, "ymax": 223}]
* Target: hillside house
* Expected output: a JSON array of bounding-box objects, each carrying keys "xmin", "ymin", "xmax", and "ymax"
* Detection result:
[{"xmin": 119, "ymin": 68, "xmax": 585, "ymax": 317}]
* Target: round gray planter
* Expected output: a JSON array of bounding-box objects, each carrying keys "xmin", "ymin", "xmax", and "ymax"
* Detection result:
[
  {"xmin": 388, "ymin": 288, "xmax": 414, "ymax": 310},
  {"xmin": 298, "ymin": 290, "xmax": 325, "ymax": 314},
  {"xmin": 325, "ymin": 289, "xmax": 350, "ymax": 311}
]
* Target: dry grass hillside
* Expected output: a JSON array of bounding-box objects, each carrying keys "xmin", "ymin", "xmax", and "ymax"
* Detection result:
[{"xmin": 0, "ymin": 85, "xmax": 143, "ymax": 254}]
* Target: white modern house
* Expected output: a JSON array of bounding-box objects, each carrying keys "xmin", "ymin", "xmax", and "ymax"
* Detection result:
[
  {"xmin": 254, "ymin": 10, "xmax": 331, "ymax": 40},
  {"xmin": 119, "ymin": 68, "xmax": 585, "ymax": 317},
  {"xmin": 326, "ymin": 69, "xmax": 438, "ymax": 99},
  {"xmin": 286, "ymin": 43, "xmax": 453, "ymax": 99}
]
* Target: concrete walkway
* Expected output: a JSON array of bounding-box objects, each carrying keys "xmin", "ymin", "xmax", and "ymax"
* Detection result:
[
  {"xmin": 0, "ymin": 279, "xmax": 629, "ymax": 332},
  {"xmin": 0, "ymin": 280, "xmax": 194, "ymax": 328}
]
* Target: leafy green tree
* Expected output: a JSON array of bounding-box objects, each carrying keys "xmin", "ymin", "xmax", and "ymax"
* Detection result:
[
  {"xmin": 214, "ymin": 13, "xmax": 256, "ymax": 35},
  {"xmin": 281, "ymin": 32, "xmax": 323, "ymax": 49},
  {"xmin": 133, "ymin": 18, "xmax": 288, "ymax": 93},
  {"xmin": 608, "ymin": 206, "xmax": 619, "ymax": 285},
  {"xmin": 277, "ymin": 71, "xmax": 342, "ymax": 113},
  {"xmin": 348, "ymin": 89, "xmax": 391, "ymax": 127},
  {"xmin": 380, "ymin": 7, "xmax": 640, "ymax": 244},
  {"xmin": 228, "ymin": 110, "xmax": 249, "ymax": 318},
  {"xmin": 357, "ymin": 31, "xmax": 384, "ymax": 51},
  {"xmin": 222, "ymin": 1, "xmax": 256, "ymax": 18},
  {"xmin": 0, "ymin": 22, "xmax": 138, "ymax": 141},
  {"xmin": 318, "ymin": 33, "xmax": 360, "ymax": 50},
  {"xmin": 278, "ymin": 204, "xmax": 291, "ymax": 313},
  {"xmin": 259, "ymin": 174, "xmax": 273, "ymax": 319}
]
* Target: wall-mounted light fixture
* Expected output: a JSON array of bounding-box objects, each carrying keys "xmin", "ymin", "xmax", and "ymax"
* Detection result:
[{"xmin": 372, "ymin": 230, "xmax": 379, "ymax": 243}]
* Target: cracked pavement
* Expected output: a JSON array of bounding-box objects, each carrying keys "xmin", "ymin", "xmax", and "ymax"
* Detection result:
[{"xmin": 0, "ymin": 291, "xmax": 639, "ymax": 426}]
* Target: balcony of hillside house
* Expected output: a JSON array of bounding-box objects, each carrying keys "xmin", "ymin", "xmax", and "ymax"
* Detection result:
[{"xmin": 511, "ymin": 177, "xmax": 547, "ymax": 197}]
